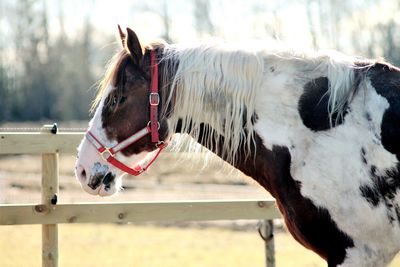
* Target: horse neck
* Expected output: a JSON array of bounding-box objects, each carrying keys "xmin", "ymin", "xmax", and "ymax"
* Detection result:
[
  {"xmin": 172, "ymin": 119, "xmax": 282, "ymax": 196},
  {"xmin": 161, "ymin": 46, "xmax": 361, "ymax": 173}
]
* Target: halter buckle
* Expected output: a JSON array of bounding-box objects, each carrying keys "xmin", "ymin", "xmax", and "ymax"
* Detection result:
[
  {"xmin": 149, "ymin": 93, "xmax": 160, "ymax": 106},
  {"xmin": 100, "ymin": 148, "xmax": 114, "ymax": 161}
]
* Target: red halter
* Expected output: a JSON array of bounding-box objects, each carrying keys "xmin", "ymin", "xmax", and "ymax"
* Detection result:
[{"xmin": 85, "ymin": 50, "xmax": 166, "ymax": 176}]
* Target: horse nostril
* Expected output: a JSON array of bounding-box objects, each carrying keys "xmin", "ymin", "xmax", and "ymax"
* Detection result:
[
  {"xmin": 102, "ymin": 172, "xmax": 112, "ymax": 184},
  {"xmin": 76, "ymin": 165, "xmax": 88, "ymax": 183},
  {"xmin": 81, "ymin": 169, "xmax": 87, "ymax": 179},
  {"xmin": 102, "ymin": 172, "xmax": 116, "ymax": 191}
]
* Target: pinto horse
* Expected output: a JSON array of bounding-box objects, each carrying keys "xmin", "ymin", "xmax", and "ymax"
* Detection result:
[{"xmin": 75, "ymin": 27, "xmax": 400, "ymax": 266}]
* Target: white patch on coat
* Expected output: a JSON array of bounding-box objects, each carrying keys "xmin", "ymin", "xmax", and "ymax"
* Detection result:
[{"xmin": 252, "ymin": 55, "xmax": 400, "ymax": 266}]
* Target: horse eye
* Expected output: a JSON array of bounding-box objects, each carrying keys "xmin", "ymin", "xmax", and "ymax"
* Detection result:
[
  {"xmin": 111, "ymin": 96, "xmax": 126, "ymax": 107},
  {"xmin": 119, "ymin": 96, "xmax": 127, "ymax": 104},
  {"xmin": 112, "ymin": 96, "xmax": 118, "ymax": 105}
]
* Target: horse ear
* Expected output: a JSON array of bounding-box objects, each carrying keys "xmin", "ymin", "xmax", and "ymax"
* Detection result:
[
  {"xmin": 126, "ymin": 27, "xmax": 143, "ymax": 66},
  {"xmin": 117, "ymin": 25, "xmax": 126, "ymax": 47}
]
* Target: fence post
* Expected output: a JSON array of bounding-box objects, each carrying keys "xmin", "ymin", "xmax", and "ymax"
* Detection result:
[
  {"xmin": 41, "ymin": 124, "xmax": 59, "ymax": 267},
  {"xmin": 260, "ymin": 219, "xmax": 275, "ymax": 267}
]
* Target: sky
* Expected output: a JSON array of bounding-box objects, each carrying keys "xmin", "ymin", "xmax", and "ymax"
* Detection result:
[
  {"xmin": 44, "ymin": 0, "xmax": 315, "ymax": 48},
  {"xmin": 38, "ymin": 0, "xmax": 399, "ymax": 54}
]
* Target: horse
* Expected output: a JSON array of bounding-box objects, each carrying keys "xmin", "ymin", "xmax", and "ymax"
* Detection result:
[{"xmin": 75, "ymin": 26, "xmax": 400, "ymax": 267}]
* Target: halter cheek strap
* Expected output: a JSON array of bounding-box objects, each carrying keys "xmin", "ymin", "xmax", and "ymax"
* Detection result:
[
  {"xmin": 149, "ymin": 49, "xmax": 160, "ymax": 143},
  {"xmin": 85, "ymin": 50, "xmax": 166, "ymax": 176}
]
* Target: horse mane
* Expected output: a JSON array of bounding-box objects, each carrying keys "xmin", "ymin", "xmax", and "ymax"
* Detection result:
[
  {"xmin": 306, "ymin": 51, "xmax": 373, "ymax": 126},
  {"xmin": 161, "ymin": 44, "xmax": 264, "ymax": 163},
  {"xmin": 160, "ymin": 44, "xmax": 372, "ymax": 163}
]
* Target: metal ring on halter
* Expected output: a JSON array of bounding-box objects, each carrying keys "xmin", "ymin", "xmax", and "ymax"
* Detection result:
[
  {"xmin": 100, "ymin": 148, "xmax": 114, "ymax": 161},
  {"xmin": 147, "ymin": 121, "xmax": 160, "ymax": 130},
  {"xmin": 155, "ymin": 141, "xmax": 165, "ymax": 148}
]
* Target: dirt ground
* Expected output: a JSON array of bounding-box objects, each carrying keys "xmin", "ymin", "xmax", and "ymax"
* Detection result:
[{"xmin": 0, "ymin": 152, "xmax": 269, "ymax": 203}]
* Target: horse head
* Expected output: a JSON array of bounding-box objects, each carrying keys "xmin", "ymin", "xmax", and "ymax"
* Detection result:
[{"xmin": 75, "ymin": 27, "xmax": 170, "ymax": 196}]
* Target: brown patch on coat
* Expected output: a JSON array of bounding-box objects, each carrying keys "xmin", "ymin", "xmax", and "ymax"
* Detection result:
[{"xmin": 184, "ymin": 122, "xmax": 354, "ymax": 266}]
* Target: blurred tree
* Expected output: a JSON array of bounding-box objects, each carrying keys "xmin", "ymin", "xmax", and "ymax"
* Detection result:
[
  {"xmin": 161, "ymin": 0, "xmax": 172, "ymax": 43},
  {"xmin": 0, "ymin": 65, "xmax": 11, "ymax": 122},
  {"xmin": 2, "ymin": 0, "xmax": 96, "ymax": 122},
  {"xmin": 306, "ymin": 0, "xmax": 351, "ymax": 50},
  {"xmin": 306, "ymin": 0, "xmax": 319, "ymax": 49},
  {"xmin": 0, "ymin": 1, "xmax": 9, "ymax": 122},
  {"xmin": 49, "ymin": 2, "xmax": 94, "ymax": 120},
  {"xmin": 375, "ymin": 19, "xmax": 400, "ymax": 66},
  {"xmin": 193, "ymin": 0, "xmax": 214, "ymax": 37},
  {"xmin": 139, "ymin": 0, "xmax": 173, "ymax": 43},
  {"xmin": 12, "ymin": 0, "xmax": 54, "ymax": 120}
]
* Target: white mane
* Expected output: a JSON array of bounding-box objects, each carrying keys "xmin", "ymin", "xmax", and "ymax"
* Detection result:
[
  {"xmin": 160, "ymin": 43, "xmax": 366, "ymax": 162},
  {"xmin": 160, "ymin": 43, "xmax": 264, "ymax": 163}
]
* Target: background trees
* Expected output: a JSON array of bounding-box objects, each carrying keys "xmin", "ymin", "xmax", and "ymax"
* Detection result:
[
  {"xmin": 0, "ymin": 0, "xmax": 399, "ymax": 122},
  {"xmin": 0, "ymin": 0, "xmax": 101, "ymax": 122}
]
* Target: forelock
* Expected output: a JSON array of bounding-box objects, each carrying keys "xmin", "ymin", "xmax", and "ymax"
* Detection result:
[{"xmin": 91, "ymin": 50, "xmax": 131, "ymax": 113}]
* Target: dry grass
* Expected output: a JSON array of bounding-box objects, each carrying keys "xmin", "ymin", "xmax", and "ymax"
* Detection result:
[
  {"xmin": 0, "ymin": 224, "xmax": 326, "ymax": 267},
  {"xmin": 0, "ymin": 154, "xmax": 267, "ymax": 204},
  {"xmin": 1, "ymin": 224, "xmax": 400, "ymax": 267}
]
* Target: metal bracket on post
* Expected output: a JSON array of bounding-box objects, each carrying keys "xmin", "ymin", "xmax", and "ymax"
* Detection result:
[
  {"xmin": 258, "ymin": 220, "xmax": 275, "ymax": 267},
  {"xmin": 42, "ymin": 123, "xmax": 58, "ymax": 135},
  {"xmin": 40, "ymin": 124, "xmax": 59, "ymax": 267}
]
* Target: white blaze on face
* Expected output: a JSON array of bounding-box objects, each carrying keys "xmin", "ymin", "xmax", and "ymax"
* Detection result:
[
  {"xmin": 75, "ymin": 85, "xmax": 151, "ymax": 197},
  {"xmin": 75, "ymin": 85, "xmax": 119, "ymax": 196}
]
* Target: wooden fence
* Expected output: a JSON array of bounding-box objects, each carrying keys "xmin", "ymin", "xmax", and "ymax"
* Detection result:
[{"xmin": 0, "ymin": 125, "xmax": 281, "ymax": 267}]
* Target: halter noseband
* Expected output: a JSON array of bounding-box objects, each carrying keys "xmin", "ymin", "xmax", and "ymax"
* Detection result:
[{"xmin": 85, "ymin": 50, "xmax": 166, "ymax": 176}]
